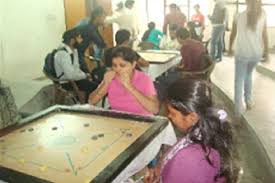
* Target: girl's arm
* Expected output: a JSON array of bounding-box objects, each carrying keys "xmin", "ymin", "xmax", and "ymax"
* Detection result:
[
  {"xmin": 126, "ymin": 86, "xmax": 159, "ymax": 114},
  {"xmin": 88, "ymin": 70, "xmax": 115, "ymax": 105},
  {"xmin": 229, "ymin": 19, "xmax": 237, "ymax": 55},
  {"xmin": 262, "ymin": 19, "xmax": 269, "ymax": 62}
]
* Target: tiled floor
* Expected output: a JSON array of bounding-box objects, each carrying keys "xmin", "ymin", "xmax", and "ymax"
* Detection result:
[
  {"xmin": 260, "ymin": 58, "xmax": 275, "ymax": 72},
  {"xmin": 212, "ymin": 55, "xmax": 275, "ymax": 167}
]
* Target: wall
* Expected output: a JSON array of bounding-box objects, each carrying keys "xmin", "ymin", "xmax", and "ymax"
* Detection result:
[
  {"xmin": 0, "ymin": 0, "xmax": 66, "ymax": 80},
  {"xmin": 0, "ymin": 2, "xmax": 4, "ymax": 78}
]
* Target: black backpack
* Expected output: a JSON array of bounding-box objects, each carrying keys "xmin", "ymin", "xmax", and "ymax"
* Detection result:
[{"xmin": 43, "ymin": 48, "xmax": 68, "ymax": 79}]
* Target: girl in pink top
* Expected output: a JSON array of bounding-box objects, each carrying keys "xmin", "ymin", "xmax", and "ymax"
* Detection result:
[{"xmin": 89, "ymin": 46, "xmax": 159, "ymax": 116}]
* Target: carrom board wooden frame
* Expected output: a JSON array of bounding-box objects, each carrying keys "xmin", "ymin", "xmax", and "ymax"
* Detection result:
[
  {"xmin": 137, "ymin": 51, "xmax": 178, "ymax": 64},
  {"xmin": 0, "ymin": 105, "xmax": 169, "ymax": 183}
]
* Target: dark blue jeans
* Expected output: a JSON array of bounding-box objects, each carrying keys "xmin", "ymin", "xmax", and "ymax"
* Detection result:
[{"xmin": 210, "ymin": 25, "xmax": 225, "ymax": 61}]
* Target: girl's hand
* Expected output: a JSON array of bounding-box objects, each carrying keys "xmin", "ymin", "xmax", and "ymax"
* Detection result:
[
  {"xmin": 118, "ymin": 71, "xmax": 132, "ymax": 89},
  {"xmin": 103, "ymin": 70, "xmax": 116, "ymax": 84}
]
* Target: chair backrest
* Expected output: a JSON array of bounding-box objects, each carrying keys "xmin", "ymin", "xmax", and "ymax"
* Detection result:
[{"xmin": 181, "ymin": 54, "xmax": 215, "ymax": 81}]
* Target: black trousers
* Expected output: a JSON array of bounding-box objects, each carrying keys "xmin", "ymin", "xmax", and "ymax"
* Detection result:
[{"xmin": 61, "ymin": 79, "xmax": 98, "ymax": 102}]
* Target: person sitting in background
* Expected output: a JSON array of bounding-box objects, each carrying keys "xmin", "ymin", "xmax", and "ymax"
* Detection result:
[
  {"xmin": 154, "ymin": 28, "xmax": 208, "ymax": 102},
  {"xmin": 54, "ymin": 28, "xmax": 98, "ymax": 101},
  {"xmin": 141, "ymin": 22, "xmax": 163, "ymax": 49},
  {"xmin": 159, "ymin": 24, "xmax": 181, "ymax": 50},
  {"xmin": 163, "ymin": 3, "xmax": 187, "ymax": 35},
  {"xmin": 176, "ymin": 28, "xmax": 207, "ymax": 71},
  {"xmin": 89, "ymin": 47, "xmax": 159, "ymax": 116},
  {"xmin": 191, "ymin": 4, "xmax": 205, "ymax": 39},
  {"xmin": 103, "ymin": 29, "xmax": 149, "ymax": 68},
  {"xmin": 156, "ymin": 79, "xmax": 239, "ymax": 183}
]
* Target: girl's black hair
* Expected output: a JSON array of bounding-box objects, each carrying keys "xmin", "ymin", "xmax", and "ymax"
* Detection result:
[
  {"xmin": 246, "ymin": 0, "xmax": 263, "ymax": 31},
  {"xmin": 166, "ymin": 78, "xmax": 239, "ymax": 183},
  {"xmin": 111, "ymin": 46, "xmax": 137, "ymax": 64}
]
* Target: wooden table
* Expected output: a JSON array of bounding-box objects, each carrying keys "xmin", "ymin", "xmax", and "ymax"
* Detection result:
[{"xmin": 137, "ymin": 50, "xmax": 181, "ymax": 80}]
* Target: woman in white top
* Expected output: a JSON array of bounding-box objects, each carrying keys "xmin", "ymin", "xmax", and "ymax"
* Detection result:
[{"xmin": 229, "ymin": 0, "xmax": 269, "ymax": 117}]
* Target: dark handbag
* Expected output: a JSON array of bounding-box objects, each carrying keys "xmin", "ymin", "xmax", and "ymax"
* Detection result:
[{"xmin": 0, "ymin": 81, "xmax": 21, "ymax": 129}]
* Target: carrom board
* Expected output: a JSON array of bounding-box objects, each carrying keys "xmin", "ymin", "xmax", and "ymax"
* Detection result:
[
  {"xmin": 137, "ymin": 51, "xmax": 178, "ymax": 64},
  {"xmin": 0, "ymin": 106, "xmax": 168, "ymax": 183}
]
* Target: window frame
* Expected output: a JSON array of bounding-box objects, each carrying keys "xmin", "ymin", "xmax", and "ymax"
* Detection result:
[{"xmin": 228, "ymin": 0, "xmax": 275, "ymax": 27}]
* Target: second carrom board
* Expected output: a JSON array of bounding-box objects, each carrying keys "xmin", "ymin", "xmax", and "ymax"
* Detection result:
[{"xmin": 137, "ymin": 51, "xmax": 178, "ymax": 64}]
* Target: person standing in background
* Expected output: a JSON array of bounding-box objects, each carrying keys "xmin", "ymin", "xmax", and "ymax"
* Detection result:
[
  {"xmin": 208, "ymin": 0, "xmax": 227, "ymax": 62},
  {"xmin": 76, "ymin": 6, "xmax": 107, "ymax": 72},
  {"xmin": 229, "ymin": 0, "xmax": 269, "ymax": 117},
  {"xmin": 159, "ymin": 24, "xmax": 181, "ymax": 50},
  {"xmin": 163, "ymin": 3, "xmax": 187, "ymax": 35},
  {"xmin": 191, "ymin": 4, "xmax": 205, "ymax": 39},
  {"xmin": 105, "ymin": 0, "xmax": 139, "ymax": 39}
]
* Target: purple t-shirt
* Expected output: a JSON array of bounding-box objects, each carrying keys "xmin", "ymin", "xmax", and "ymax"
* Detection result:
[
  {"xmin": 107, "ymin": 70, "xmax": 157, "ymax": 116},
  {"xmin": 161, "ymin": 144, "xmax": 225, "ymax": 183}
]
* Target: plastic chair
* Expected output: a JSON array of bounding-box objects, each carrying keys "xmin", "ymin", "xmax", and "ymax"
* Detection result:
[{"xmin": 181, "ymin": 54, "xmax": 215, "ymax": 98}]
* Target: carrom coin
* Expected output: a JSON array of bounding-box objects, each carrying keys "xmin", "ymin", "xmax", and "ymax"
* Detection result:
[
  {"xmin": 91, "ymin": 135, "xmax": 98, "ymax": 140},
  {"xmin": 98, "ymin": 133, "xmax": 104, "ymax": 138},
  {"xmin": 52, "ymin": 127, "xmax": 58, "ymax": 131},
  {"xmin": 84, "ymin": 123, "xmax": 90, "ymax": 127},
  {"xmin": 126, "ymin": 133, "xmax": 133, "ymax": 138}
]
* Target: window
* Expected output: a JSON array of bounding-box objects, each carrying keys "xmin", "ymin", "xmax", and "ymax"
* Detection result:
[
  {"xmin": 165, "ymin": 0, "xmax": 189, "ymax": 18},
  {"xmin": 164, "ymin": 0, "xmax": 209, "ymax": 21},
  {"xmin": 230, "ymin": 0, "xmax": 275, "ymax": 27}
]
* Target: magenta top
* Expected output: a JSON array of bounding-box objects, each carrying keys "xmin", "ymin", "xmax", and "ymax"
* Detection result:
[
  {"xmin": 107, "ymin": 70, "xmax": 157, "ymax": 116},
  {"xmin": 161, "ymin": 143, "xmax": 225, "ymax": 183}
]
